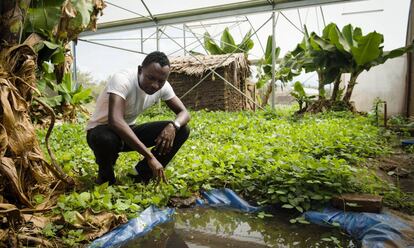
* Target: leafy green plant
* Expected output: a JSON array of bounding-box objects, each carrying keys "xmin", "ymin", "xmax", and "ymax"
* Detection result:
[
  {"xmin": 281, "ymin": 26, "xmax": 347, "ymax": 100},
  {"xmin": 62, "ymin": 229, "xmax": 86, "ymax": 246},
  {"xmin": 204, "ymin": 27, "xmax": 254, "ymax": 55},
  {"xmin": 24, "ymin": 0, "xmax": 101, "ymax": 122},
  {"xmin": 34, "ymin": 106, "xmax": 414, "ymax": 245},
  {"xmin": 255, "ymin": 35, "xmax": 300, "ymax": 106},
  {"xmin": 35, "ymin": 59, "xmax": 92, "ymax": 122},
  {"xmin": 290, "ymin": 81, "xmax": 316, "ymax": 112},
  {"xmin": 320, "ymin": 23, "xmax": 414, "ymax": 103},
  {"xmin": 37, "ymin": 107, "xmax": 409, "ymax": 217},
  {"xmin": 256, "ymin": 35, "xmax": 281, "ymax": 89},
  {"xmin": 24, "ymin": 0, "xmax": 96, "ymax": 42},
  {"xmin": 280, "ymin": 23, "xmax": 413, "ymax": 111}
]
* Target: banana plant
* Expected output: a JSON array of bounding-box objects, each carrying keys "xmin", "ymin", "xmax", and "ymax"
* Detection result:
[
  {"xmin": 283, "ymin": 26, "xmax": 348, "ymax": 100},
  {"xmin": 24, "ymin": 0, "xmax": 103, "ymax": 121},
  {"xmin": 0, "ymin": 0, "xmax": 31, "ymax": 49},
  {"xmin": 255, "ymin": 35, "xmax": 297, "ymax": 106},
  {"xmin": 24, "ymin": 0, "xmax": 97, "ymax": 42},
  {"xmin": 256, "ymin": 35, "xmax": 281, "ymax": 89},
  {"xmin": 204, "ymin": 27, "xmax": 254, "ymax": 55},
  {"xmin": 322, "ymin": 23, "xmax": 414, "ymax": 103},
  {"xmin": 290, "ymin": 81, "xmax": 316, "ymax": 112}
]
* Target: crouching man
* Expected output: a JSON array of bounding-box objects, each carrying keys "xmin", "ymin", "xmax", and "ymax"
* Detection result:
[{"xmin": 86, "ymin": 51, "xmax": 190, "ymax": 185}]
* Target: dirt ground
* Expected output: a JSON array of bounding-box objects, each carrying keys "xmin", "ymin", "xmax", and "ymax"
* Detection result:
[{"xmin": 370, "ymin": 150, "xmax": 414, "ymax": 194}]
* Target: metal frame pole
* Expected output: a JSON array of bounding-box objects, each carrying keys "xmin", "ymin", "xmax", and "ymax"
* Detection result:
[
  {"xmin": 156, "ymin": 25, "xmax": 160, "ymax": 50},
  {"xmin": 183, "ymin": 24, "xmax": 187, "ymax": 55},
  {"xmin": 156, "ymin": 25, "xmax": 161, "ymax": 109},
  {"xmin": 72, "ymin": 41, "xmax": 78, "ymax": 86},
  {"xmin": 78, "ymin": 39, "xmax": 147, "ymax": 54},
  {"xmin": 140, "ymin": 28, "xmax": 144, "ymax": 52},
  {"xmin": 184, "ymin": 24, "xmax": 208, "ymax": 54},
  {"xmin": 271, "ymin": 12, "xmax": 276, "ymax": 109}
]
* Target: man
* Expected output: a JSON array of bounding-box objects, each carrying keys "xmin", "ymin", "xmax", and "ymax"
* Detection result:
[{"xmin": 86, "ymin": 51, "xmax": 190, "ymax": 185}]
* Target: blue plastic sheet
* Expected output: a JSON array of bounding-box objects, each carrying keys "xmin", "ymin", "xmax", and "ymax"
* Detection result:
[
  {"xmin": 304, "ymin": 208, "xmax": 414, "ymax": 248},
  {"xmin": 89, "ymin": 205, "xmax": 174, "ymax": 248},
  {"xmin": 402, "ymin": 139, "xmax": 414, "ymax": 146},
  {"xmin": 200, "ymin": 188, "xmax": 261, "ymax": 213},
  {"xmin": 89, "ymin": 188, "xmax": 258, "ymax": 247}
]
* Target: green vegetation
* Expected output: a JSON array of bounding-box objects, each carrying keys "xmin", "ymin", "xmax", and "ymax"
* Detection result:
[
  {"xmin": 25, "ymin": 0, "xmax": 102, "ymax": 121},
  {"xmin": 37, "ymin": 107, "xmax": 412, "ymax": 227},
  {"xmin": 203, "ymin": 27, "xmax": 254, "ymax": 55},
  {"xmin": 277, "ymin": 23, "xmax": 414, "ymax": 112}
]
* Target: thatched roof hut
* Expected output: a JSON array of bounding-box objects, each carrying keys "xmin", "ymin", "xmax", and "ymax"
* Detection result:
[{"xmin": 169, "ymin": 53, "xmax": 256, "ymax": 111}]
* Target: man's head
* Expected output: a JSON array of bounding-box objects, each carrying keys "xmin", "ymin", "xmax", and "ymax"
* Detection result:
[{"xmin": 138, "ymin": 51, "xmax": 170, "ymax": 95}]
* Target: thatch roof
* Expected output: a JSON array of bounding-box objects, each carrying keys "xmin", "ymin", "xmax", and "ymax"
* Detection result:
[{"xmin": 169, "ymin": 53, "xmax": 250, "ymax": 78}]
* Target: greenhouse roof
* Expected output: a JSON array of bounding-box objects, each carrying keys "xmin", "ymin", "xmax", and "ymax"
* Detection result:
[{"xmin": 82, "ymin": 0, "xmax": 361, "ymax": 36}]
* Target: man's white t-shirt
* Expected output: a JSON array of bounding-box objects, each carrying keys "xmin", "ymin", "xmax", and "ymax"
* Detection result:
[{"xmin": 86, "ymin": 68, "xmax": 176, "ymax": 130}]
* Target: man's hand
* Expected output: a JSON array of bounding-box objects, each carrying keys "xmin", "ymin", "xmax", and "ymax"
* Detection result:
[
  {"xmin": 147, "ymin": 156, "xmax": 168, "ymax": 184},
  {"xmin": 155, "ymin": 123, "xmax": 176, "ymax": 155}
]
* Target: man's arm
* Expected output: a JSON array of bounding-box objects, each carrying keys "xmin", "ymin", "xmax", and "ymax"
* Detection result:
[
  {"xmin": 108, "ymin": 93, "xmax": 167, "ymax": 182},
  {"xmin": 165, "ymin": 96, "xmax": 190, "ymax": 126},
  {"xmin": 154, "ymin": 96, "xmax": 190, "ymax": 155}
]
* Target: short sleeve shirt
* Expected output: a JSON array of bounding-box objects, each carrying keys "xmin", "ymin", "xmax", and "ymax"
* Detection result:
[{"xmin": 86, "ymin": 68, "xmax": 175, "ymax": 130}]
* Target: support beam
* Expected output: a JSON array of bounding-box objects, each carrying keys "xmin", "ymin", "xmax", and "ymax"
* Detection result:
[
  {"xmin": 406, "ymin": 0, "xmax": 414, "ymax": 117},
  {"xmin": 72, "ymin": 41, "xmax": 78, "ymax": 86},
  {"xmin": 271, "ymin": 12, "xmax": 276, "ymax": 109},
  {"xmin": 80, "ymin": 0, "xmax": 362, "ymax": 37}
]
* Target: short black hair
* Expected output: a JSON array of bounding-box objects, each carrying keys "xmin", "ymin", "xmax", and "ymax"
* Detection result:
[{"xmin": 142, "ymin": 51, "xmax": 170, "ymax": 68}]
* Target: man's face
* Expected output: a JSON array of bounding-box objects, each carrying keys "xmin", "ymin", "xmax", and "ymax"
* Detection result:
[{"xmin": 139, "ymin": 62, "xmax": 170, "ymax": 95}]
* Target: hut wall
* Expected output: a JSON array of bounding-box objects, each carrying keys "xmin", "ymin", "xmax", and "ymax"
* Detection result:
[
  {"xmin": 168, "ymin": 55, "xmax": 256, "ymax": 111},
  {"xmin": 169, "ymin": 68, "xmax": 228, "ymax": 111},
  {"xmin": 223, "ymin": 64, "xmax": 244, "ymax": 111}
]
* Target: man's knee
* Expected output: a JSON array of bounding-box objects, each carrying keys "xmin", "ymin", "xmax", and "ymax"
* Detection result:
[{"xmin": 88, "ymin": 127, "xmax": 122, "ymax": 152}]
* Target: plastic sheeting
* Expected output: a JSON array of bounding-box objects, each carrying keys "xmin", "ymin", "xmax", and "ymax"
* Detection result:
[
  {"xmin": 89, "ymin": 188, "xmax": 257, "ymax": 247},
  {"xmin": 402, "ymin": 139, "xmax": 414, "ymax": 146},
  {"xmin": 199, "ymin": 188, "xmax": 261, "ymax": 213},
  {"xmin": 89, "ymin": 205, "xmax": 174, "ymax": 248},
  {"xmin": 304, "ymin": 208, "xmax": 414, "ymax": 248}
]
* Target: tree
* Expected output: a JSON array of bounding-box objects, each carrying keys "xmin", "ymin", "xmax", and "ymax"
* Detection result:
[
  {"xmin": 279, "ymin": 23, "xmax": 414, "ymax": 113},
  {"xmin": 324, "ymin": 24, "xmax": 414, "ymax": 103}
]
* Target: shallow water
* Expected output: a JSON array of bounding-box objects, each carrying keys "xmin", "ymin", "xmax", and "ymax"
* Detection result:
[{"xmin": 123, "ymin": 207, "xmax": 356, "ymax": 248}]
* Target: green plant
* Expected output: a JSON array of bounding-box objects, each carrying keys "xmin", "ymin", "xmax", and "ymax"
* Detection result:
[
  {"xmin": 321, "ymin": 23, "xmax": 414, "ymax": 103},
  {"xmin": 204, "ymin": 27, "xmax": 254, "ymax": 55},
  {"xmin": 34, "ymin": 107, "xmax": 414, "ymax": 245},
  {"xmin": 290, "ymin": 81, "xmax": 316, "ymax": 112},
  {"xmin": 36, "ymin": 61, "xmax": 92, "ymax": 121},
  {"xmin": 256, "ymin": 35, "xmax": 281, "ymax": 89},
  {"xmin": 25, "ymin": 0, "xmax": 101, "ymax": 122},
  {"xmin": 62, "ymin": 229, "xmax": 85, "ymax": 246},
  {"xmin": 42, "ymin": 223, "xmax": 63, "ymax": 238},
  {"xmin": 38, "ymin": 107, "xmax": 408, "ymax": 216},
  {"xmin": 282, "ymin": 26, "xmax": 347, "ymax": 100},
  {"xmin": 255, "ymin": 35, "xmax": 300, "ymax": 106},
  {"xmin": 281, "ymin": 23, "xmax": 413, "ymax": 109}
]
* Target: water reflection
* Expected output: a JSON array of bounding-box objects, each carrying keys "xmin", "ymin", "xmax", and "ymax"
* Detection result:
[{"xmin": 124, "ymin": 207, "xmax": 356, "ymax": 248}]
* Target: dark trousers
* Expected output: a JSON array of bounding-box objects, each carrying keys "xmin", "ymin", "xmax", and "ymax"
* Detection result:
[{"xmin": 86, "ymin": 121, "xmax": 190, "ymax": 184}]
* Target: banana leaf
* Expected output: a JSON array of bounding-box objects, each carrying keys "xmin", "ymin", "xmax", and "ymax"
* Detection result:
[
  {"xmin": 204, "ymin": 32, "xmax": 223, "ymax": 55},
  {"xmin": 221, "ymin": 27, "xmax": 237, "ymax": 53}
]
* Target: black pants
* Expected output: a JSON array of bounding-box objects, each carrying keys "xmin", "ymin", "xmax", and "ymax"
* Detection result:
[{"xmin": 86, "ymin": 121, "xmax": 190, "ymax": 184}]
